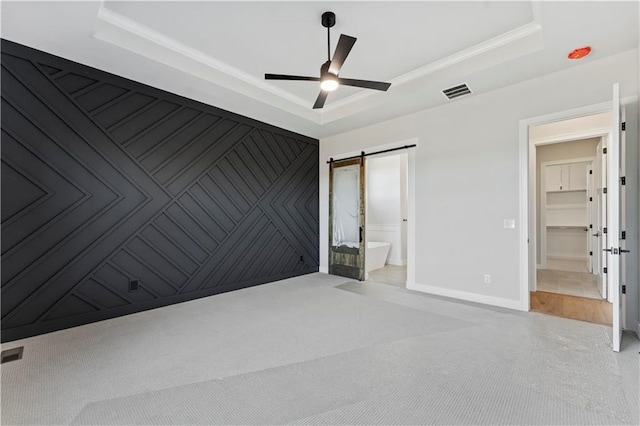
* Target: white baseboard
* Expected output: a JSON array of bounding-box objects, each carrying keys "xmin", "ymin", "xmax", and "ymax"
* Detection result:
[
  {"xmin": 386, "ymin": 259, "xmax": 407, "ymax": 266},
  {"xmin": 407, "ymin": 282, "xmax": 524, "ymax": 311}
]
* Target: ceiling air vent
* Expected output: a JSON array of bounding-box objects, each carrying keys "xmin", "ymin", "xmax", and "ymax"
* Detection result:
[{"xmin": 442, "ymin": 83, "xmax": 472, "ymax": 100}]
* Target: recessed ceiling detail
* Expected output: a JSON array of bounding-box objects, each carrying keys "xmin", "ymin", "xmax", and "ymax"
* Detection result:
[
  {"xmin": 91, "ymin": 2, "xmax": 543, "ymax": 125},
  {"xmin": 1, "ymin": 1, "xmax": 637, "ymax": 138}
]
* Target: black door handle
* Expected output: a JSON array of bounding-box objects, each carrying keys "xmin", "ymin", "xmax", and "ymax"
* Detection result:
[
  {"xmin": 359, "ymin": 226, "xmax": 363, "ymax": 243},
  {"xmin": 620, "ymin": 249, "xmax": 631, "ymax": 254}
]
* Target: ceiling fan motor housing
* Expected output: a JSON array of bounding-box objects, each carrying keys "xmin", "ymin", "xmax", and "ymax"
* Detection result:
[
  {"xmin": 321, "ymin": 11, "xmax": 336, "ymax": 28},
  {"xmin": 321, "ymin": 60, "xmax": 332, "ymax": 76}
]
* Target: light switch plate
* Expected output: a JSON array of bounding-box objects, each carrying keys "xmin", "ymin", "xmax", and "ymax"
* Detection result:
[{"xmin": 504, "ymin": 219, "xmax": 515, "ymax": 229}]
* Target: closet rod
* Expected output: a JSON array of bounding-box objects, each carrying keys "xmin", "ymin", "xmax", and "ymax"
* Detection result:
[{"xmin": 327, "ymin": 144, "xmax": 416, "ymax": 164}]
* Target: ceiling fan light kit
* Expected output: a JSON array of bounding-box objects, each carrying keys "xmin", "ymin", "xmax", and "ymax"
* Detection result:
[
  {"xmin": 265, "ymin": 11, "xmax": 391, "ymax": 109},
  {"xmin": 320, "ymin": 76, "xmax": 339, "ymax": 92}
]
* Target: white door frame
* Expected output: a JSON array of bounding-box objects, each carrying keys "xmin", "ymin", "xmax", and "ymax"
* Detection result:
[{"xmin": 519, "ymin": 101, "xmax": 613, "ymax": 311}]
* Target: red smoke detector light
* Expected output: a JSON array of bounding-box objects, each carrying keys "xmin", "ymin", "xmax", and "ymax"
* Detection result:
[{"xmin": 568, "ymin": 46, "xmax": 591, "ymax": 59}]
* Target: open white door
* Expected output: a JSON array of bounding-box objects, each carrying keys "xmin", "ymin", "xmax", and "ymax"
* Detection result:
[{"xmin": 606, "ymin": 83, "xmax": 623, "ymax": 352}]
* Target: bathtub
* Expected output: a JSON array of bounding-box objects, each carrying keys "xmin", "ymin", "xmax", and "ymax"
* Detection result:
[{"xmin": 366, "ymin": 241, "xmax": 391, "ymax": 272}]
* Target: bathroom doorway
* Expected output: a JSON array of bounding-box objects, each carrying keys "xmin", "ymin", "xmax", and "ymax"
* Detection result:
[
  {"xmin": 326, "ymin": 139, "xmax": 417, "ymax": 286},
  {"xmin": 365, "ymin": 152, "xmax": 408, "ymax": 287}
]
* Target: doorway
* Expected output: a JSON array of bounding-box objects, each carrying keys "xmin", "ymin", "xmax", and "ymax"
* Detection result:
[
  {"xmin": 326, "ymin": 139, "xmax": 417, "ymax": 286},
  {"xmin": 521, "ymin": 84, "xmax": 628, "ymax": 352},
  {"xmin": 537, "ymin": 139, "xmax": 600, "ymax": 296},
  {"xmin": 532, "ymin": 134, "xmax": 611, "ymax": 325},
  {"xmin": 364, "ymin": 153, "xmax": 408, "ymax": 287},
  {"xmin": 519, "ymin": 83, "xmax": 637, "ymax": 352}
]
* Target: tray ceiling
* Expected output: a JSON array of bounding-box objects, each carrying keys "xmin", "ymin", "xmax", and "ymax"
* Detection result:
[{"xmin": 1, "ymin": 1, "xmax": 638, "ymax": 138}]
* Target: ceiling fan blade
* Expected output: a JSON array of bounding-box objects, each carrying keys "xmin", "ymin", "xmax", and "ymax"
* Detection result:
[
  {"xmin": 265, "ymin": 74, "xmax": 320, "ymax": 81},
  {"xmin": 313, "ymin": 91, "xmax": 329, "ymax": 109},
  {"xmin": 338, "ymin": 78, "xmax": 391, "ymax": 91},
  {"xmin": 328, "ymin": 35, "xmax": 356, "ymax": 75}
]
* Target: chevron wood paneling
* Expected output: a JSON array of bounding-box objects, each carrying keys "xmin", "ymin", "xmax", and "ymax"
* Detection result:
[{"xmin": 0, "ymin": 40, "xmax": 319, "ymax": 342}]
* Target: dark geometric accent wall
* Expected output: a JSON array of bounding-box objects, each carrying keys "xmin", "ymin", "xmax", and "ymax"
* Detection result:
[{"xmin": 0, "ymin": 40, "xmax": 319, "ymax": 342}]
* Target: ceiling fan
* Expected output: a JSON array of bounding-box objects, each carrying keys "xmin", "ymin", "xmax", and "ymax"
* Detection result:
[{"xmin": 265, "ymin": 11, "xmax": 391, "ymax": 109}]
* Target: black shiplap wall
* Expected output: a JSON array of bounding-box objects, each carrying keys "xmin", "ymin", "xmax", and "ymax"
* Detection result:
[{"xmin": 0, "ymin": 40, "xmax": 319, "ymax": 342}]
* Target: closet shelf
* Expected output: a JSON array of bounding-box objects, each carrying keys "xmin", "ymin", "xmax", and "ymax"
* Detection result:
[
  {"xmin": 546, "ymin": 189, "xmax": 587, "ymax": 193},
  {"xmin": 545, "ymin": 203, "xmax": 587, "ymax": 210}
]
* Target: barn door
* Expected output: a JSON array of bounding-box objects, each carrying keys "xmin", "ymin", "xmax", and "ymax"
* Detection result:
[{"xmin": 329, "ymin": 157, "xmax": 365, "ymax": 280}]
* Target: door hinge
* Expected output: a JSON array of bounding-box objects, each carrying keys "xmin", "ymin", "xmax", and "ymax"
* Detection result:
[
  {"xmin": 604, "ymin": 267, "xmax": 607, "ymax": 274},
  {"xmin": 621, "ymin": 122, "xmax": 626, "ymax": 131},
  {"xmin": 603, "ymin": 147, "xmax": 607, "ymax": 154},
  {"xmin": 622, "ymin": 285, "xmax": 626, "ymax": 294},
  {"xmin": 589, "ymin": 169, "xmax": 593, "ymax": 175},
  {"xmin": 620, "ymin": 176, "xmax": 625, "ymax": 185},
  {"xmin": 589, "ymin": 224, "xmax": 593, "ymax": 229},
  {"xmin": 604, "ymin": 227, "xmax": 607, "ymax": 234},
  {"xmin": 621, "ymin": 231, "xmax": 626, "ymax": 240},
  {"xmin": 589, "ymin": 197, "xmax": 593, "ymax": 202},
  {"xmin": 589, "ymin": 251, "xmax": 593, "ymax": 256},
  {"xmin": 603, "ymin": 187, "xmax": 607, "ymax": 194}
]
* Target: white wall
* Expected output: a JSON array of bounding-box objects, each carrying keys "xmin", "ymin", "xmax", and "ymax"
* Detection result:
[
  {"xmin": 637, "ymin": 5, "xmax": 640, "ymax": 336},
  {"xmin": 399, "ymin": 154, "xmax": 408, "ymax": 263},
  {"xmin": 320, "ymin": 49, "xmax": 638, "ymax": 313},
  {"xmin": 366, "ymin": 155, "xmax": 406, "ymax": 266},
  {"xmin": 625, "ymin": 99, "xmax": 639, "ymax": 336},
  {"xmin": 546, "ymin": 228, "xmax": 588, "ymax": 261},
  {"xmin": 367, "ymin": 155, "xmax": 401, "ymax": 225}
]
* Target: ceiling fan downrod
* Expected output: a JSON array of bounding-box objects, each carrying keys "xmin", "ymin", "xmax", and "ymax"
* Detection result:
[{"xmin": 322, "ymin": 11, "xmax": 335, "ymax": 63}]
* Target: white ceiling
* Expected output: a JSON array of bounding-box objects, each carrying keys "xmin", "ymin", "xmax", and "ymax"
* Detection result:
[{"xmin": 1, "ymin": 1, "xmax": 638, "ymax": 139}]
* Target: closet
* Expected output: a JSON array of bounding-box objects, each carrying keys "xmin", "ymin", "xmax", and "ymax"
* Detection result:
[{"xmin": 542, "ymin": 160, "xmax": 590, "ymax": 267}]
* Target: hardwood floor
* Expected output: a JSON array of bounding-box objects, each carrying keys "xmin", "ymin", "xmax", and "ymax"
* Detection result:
[{"xmin": 530, "ymin": 291, "xmax": 612, "ymax": 326}]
